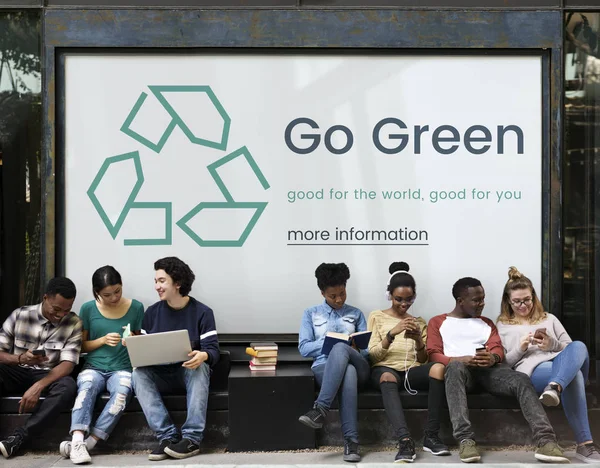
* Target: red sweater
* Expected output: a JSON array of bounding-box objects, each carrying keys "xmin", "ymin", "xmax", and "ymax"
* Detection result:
[{"xmin": 426, "ymin": 313, "xmax": 505, "ymax": 366}]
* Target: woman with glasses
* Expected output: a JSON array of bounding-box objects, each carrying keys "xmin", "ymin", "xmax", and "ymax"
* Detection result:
[
  {"xmin": 367, "ymin": 262, "xmax": 449, "ymax": 463},
  {"xmin": 497, "ymin": 266, "xmax": 600, "ymax": 463}
]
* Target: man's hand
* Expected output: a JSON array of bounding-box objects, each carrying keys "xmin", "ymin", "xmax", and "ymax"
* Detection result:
[
  {"xmin": 451, "ymin": 355, "xmax": 476, "ymax": 366},
  {"xmin": 20, "ymin": 350, "xmax": 48, "ymax": 367},
  {"xmin": 520, "ymin": 333, "xmax": 533, "ymax": 352},
  {"xmin": 473, "ymin": 348, "xmax": 496, "ymax": 367},
  {"xmin": 182, "ymin": 350, "xmax": 208, "ymax": 370},
  {"xmin": 103, "ymin": 333, "xmax": 121, "ymax": 347},
  {"xmin": 19, "ymin": 382, "xmax": 43, "ymax": 414}
]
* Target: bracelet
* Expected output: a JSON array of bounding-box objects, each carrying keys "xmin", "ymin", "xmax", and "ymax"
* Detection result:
[
  {"xmin": 18, "ymin": 353, "xmax": 23, "ymax": 365},
  {"xmin": 386, "ymin": 331, "xmax": 395, "ymax": 343}
]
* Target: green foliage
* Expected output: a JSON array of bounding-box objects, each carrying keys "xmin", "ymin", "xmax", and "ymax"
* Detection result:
[{"xmin": 0, "ymin": 11, "xmax": 40, "ymax": 92}]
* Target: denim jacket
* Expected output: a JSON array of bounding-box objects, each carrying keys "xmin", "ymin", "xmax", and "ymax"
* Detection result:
[{"xmin": 298, "ymin": 301, "xmax": 368, "ymax": 368}]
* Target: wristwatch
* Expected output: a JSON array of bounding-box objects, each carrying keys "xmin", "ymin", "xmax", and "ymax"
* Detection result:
[{"xmin": 386, "ymin": 331, "xmax": 395, "ymax": 343}]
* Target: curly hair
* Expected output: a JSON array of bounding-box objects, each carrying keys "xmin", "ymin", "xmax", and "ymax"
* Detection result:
[
  {"xmin": 497, "ymin": 266, "xmax": 546, "ymax": 325},
  {"xmin": 154, "ymin": 257, "xmax": 196, "ymax": 297},
  {"xmin": 387, "ymin": 261, "xmax": 416, "ymax": 294},
  {"xmin": 45, "ymin": 277, "xmax": 77, "ymax": 300},
  {"xmin": 315, "ymin": 263, "xmax": 350, "ymax": 291}
]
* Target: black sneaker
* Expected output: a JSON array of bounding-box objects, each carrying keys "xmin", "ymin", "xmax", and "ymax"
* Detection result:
[
  {"xmin": 148, "ymin": 438, "xmax": 179, "ymax": 461},
  {"xmin": 423, "ymin": 433, "xmax": 451, "ymax": 456},
  {"xmin": 164, "ymin": 438, "xmax": 200, "ymax": 459},
  {"xmin": 298, "ymin": 406, "xmax": 326, "ymax": 429},
  {"xmin": 0, "ymin": 432, "xmax": 26, "ymax": 459},
  {"xmin": 395, "ymin": 437, "xmax": 416, "ymax": 463},
  {"xmin": 343, "ymin": 439, "xmax": 361, "ymax": 462}
]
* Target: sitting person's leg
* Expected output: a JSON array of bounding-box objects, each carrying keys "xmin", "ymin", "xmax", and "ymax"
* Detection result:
[
  {"xmin": 372, "ymin": 366, "xmax": 409, "ymax": 440},
  {"xmin": 299, "ymin": 344, "xmax": 368, "ymax": 430},
  {"xmin": 315, "ymin": 343, "xmax": 368, "ymax": 412},
  {"xmin": 416, "ymin": 363, "xmax": 449, "ymax": 455},
  {"xmin": 65, "ymin": 369, "xmax": 107, "ymax": 464},
  {"xmin": 89, "ymin": 370, "xmax": 133, "ymax": 441},
  {"xmin": 443, "ymin": 361, "xmax": 475, "ymax": 443},
  {"xmin": 534, "ymin": 345, "xmax": 600, "ymax": 462},
  {"xmin": 372, "ymin": 366, "xmax": 415, "ymax": 462},
  {"xmin": 478, "ymin": 366, "xmax": 567, "ymax": 463},
  {"xmin": 443, "ymin": 360, "xmax": 480, "ymax": 463},
  {"xmin": 337, "ymin": 358, "xmax": 370, "ymax": 463},
  {"xmin": 163, "ymin": 364, "xmax": 211, "ymax": 460},
  {"xmin": 539, "ymin": 341, "xmax": 589, "ymax": 406},
  {"xmin": 23, "ymin": 371, "xmax": 77, "ymax": 439},
  {"xmin": 132, "ymin": 364, "xmax": 182, "ymax": 461},
  {"xmin": 0, "ymin": 364, "xmax": 39, "ymax": 458}
]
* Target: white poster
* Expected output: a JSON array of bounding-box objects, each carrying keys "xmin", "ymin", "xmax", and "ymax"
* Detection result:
[{"xmin": 64, "ymin": 54, "xmax": 542, "ymax": 333}]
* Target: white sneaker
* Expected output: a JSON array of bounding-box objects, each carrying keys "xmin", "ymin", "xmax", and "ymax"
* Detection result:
[
  {"xmin": 59, "ymin": 440, "xmax": 71, "ymax": 458},
  {"xmin": 539, "ymin": 383, "xmax": 561, "ymax": 407},
  {"xmin": 69, "ymin": 441, "xmax": 91, "ymax": 465}
]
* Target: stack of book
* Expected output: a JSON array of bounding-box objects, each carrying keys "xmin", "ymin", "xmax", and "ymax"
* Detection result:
[{"xmin": 245, "ymin": 342, "xmax": 278, "ymax": 371}]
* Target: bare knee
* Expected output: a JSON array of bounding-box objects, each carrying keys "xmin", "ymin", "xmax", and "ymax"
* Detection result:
[
  {"xmin": 429, "ymin": 363, "xmax": 446, "ymax": 381},
  {"xmin": 379, "ymin": 372, "xmax": 397, "ymax": 384}
]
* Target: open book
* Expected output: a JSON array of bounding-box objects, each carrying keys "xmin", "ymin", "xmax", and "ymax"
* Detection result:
[{"xmin": 321, "ymin": 331, "xmax": 372, "ymax": 355}]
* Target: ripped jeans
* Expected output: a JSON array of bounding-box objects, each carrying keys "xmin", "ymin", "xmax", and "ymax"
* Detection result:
[{"xmin": 70, "ymin": 368, "xmax": 133, "ymax": 440}]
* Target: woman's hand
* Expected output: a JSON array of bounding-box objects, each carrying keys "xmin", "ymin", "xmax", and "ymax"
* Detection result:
[
  {"xmin": 535, "ymin": 334, "xmax": 556, "ymax": 352},
  {"xmin": 103, "ymin": 332, "xmax": 122, "ymax": 347},
  {"xmin": 520, "ymin": 332, "xmax": 533, "ymax": 352},
  {"xmin": 390, "ymin": 316, "xmax": 418, "ymax": 337}
]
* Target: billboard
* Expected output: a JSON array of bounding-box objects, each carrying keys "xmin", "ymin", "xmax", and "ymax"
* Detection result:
[{"xmin": 64, "ymin": 54, "xmax": 541, "ymax": 333}]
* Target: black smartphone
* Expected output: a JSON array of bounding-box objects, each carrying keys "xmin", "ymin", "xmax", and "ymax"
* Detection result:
[
  {"xmin": 475, "ymin": 346, "xmax": 486, "ymax": 352},
  {"xmin": 32, "ymin": 349, "xmax": 46, "ymax": 356}
]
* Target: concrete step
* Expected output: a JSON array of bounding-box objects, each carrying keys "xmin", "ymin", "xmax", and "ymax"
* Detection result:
[
  {"xmin": 2, "ymin": 407, "xmax": 599, "ymax": 452},
  {"xmin": 2, "ymin": 448, "xmax": 591, "ymax": 468}
]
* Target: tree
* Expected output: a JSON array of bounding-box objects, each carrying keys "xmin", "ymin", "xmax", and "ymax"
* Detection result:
[{"xmin": 0, "ymin": 11, "xmax": 40, "ymax": 93}]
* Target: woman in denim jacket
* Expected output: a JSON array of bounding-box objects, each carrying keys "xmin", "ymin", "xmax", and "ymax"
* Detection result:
[{"xmin": 298, "ymin": 263, "xmax": 370, "ymax": 463}]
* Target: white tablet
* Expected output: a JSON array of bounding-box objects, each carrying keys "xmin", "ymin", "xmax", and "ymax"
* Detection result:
[{"xmin": 125, "ymin": 329, "xmax": 192, "ymax": 367}]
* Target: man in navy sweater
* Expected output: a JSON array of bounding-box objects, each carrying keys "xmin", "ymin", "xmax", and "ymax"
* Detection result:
[{"xmin": 132, "ymin": 257, "xmax": 219, "ymax": 461}]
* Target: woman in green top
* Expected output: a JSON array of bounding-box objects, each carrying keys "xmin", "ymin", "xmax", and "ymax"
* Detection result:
[{"xmin": 59, "ymin": 266, "xmax": 144, "ymax": 465}]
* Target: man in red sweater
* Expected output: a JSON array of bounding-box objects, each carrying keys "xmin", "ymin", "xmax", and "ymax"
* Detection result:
[{"xmin": 427, "ymin": 277, "xmax": 568, "ymax": 464}]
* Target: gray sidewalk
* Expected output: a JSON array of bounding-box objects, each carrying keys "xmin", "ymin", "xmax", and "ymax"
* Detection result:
[{"xmin": 3, "ymin": 448, "xmax": 586, "ymax": 468}]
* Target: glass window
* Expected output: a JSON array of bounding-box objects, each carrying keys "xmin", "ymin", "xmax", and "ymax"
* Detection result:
[
  {"xmin": 564, "ymin": 12, "xmax": 600, "ymax": 371},
  {"xmin": 0, "ymin": 10, "xmax": 41, "ymax": 320}
]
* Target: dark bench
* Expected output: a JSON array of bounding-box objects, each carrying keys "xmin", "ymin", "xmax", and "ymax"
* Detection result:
[{"xmin": 1, "ymin": 344, "xmax": 598, "ymax": 451}]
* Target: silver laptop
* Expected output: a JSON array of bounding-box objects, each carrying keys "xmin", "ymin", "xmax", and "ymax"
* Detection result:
[{"xmin": 125, "ymin": 330, "xmax": 192, "ymax": 367}]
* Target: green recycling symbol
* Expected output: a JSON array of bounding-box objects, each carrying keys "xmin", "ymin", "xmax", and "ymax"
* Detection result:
[{"xmin": 87, "ymin": 85, "xmax": 270, "ymax": 247}]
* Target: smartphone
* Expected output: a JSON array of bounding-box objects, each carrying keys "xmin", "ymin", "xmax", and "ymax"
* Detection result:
[
  {"xmin": 405, "ymin": 326, "xmax": 421, "ymax": 336},
  {"xmin": 32, "ymin": 349, "xmax": 46, "ymax": 356},
  {"xmin": 533, "ymin": 328, "xmax": 547, "ymax": 340},
  {"xmin": 475, "ymin": 346, "xmax": 486, "ymax": 352}
]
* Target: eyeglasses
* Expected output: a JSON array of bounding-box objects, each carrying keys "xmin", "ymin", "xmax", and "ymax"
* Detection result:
[
  {"xmin": 510, "ymin": 298, "xmax": 533, "ymax": 307},
  {"xmin": 393, "ymin": 296, "xmax": 415, "ymax": 304}
]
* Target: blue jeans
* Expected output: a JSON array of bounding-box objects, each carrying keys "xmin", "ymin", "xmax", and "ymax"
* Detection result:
[
  {"xmin": 530, "ymin": 341, "xmax": 591, "ymax": 444},
  {"xmin": 312, "ymin": 343, "xmax": 370, "ymax": 442},
  {"xmin": 132, "ymin": 363, "xmax": 211, "ymax": 445},
  {"xmin": 70, "ymin": 368, "xmax": 133, "ymax": 440}
]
